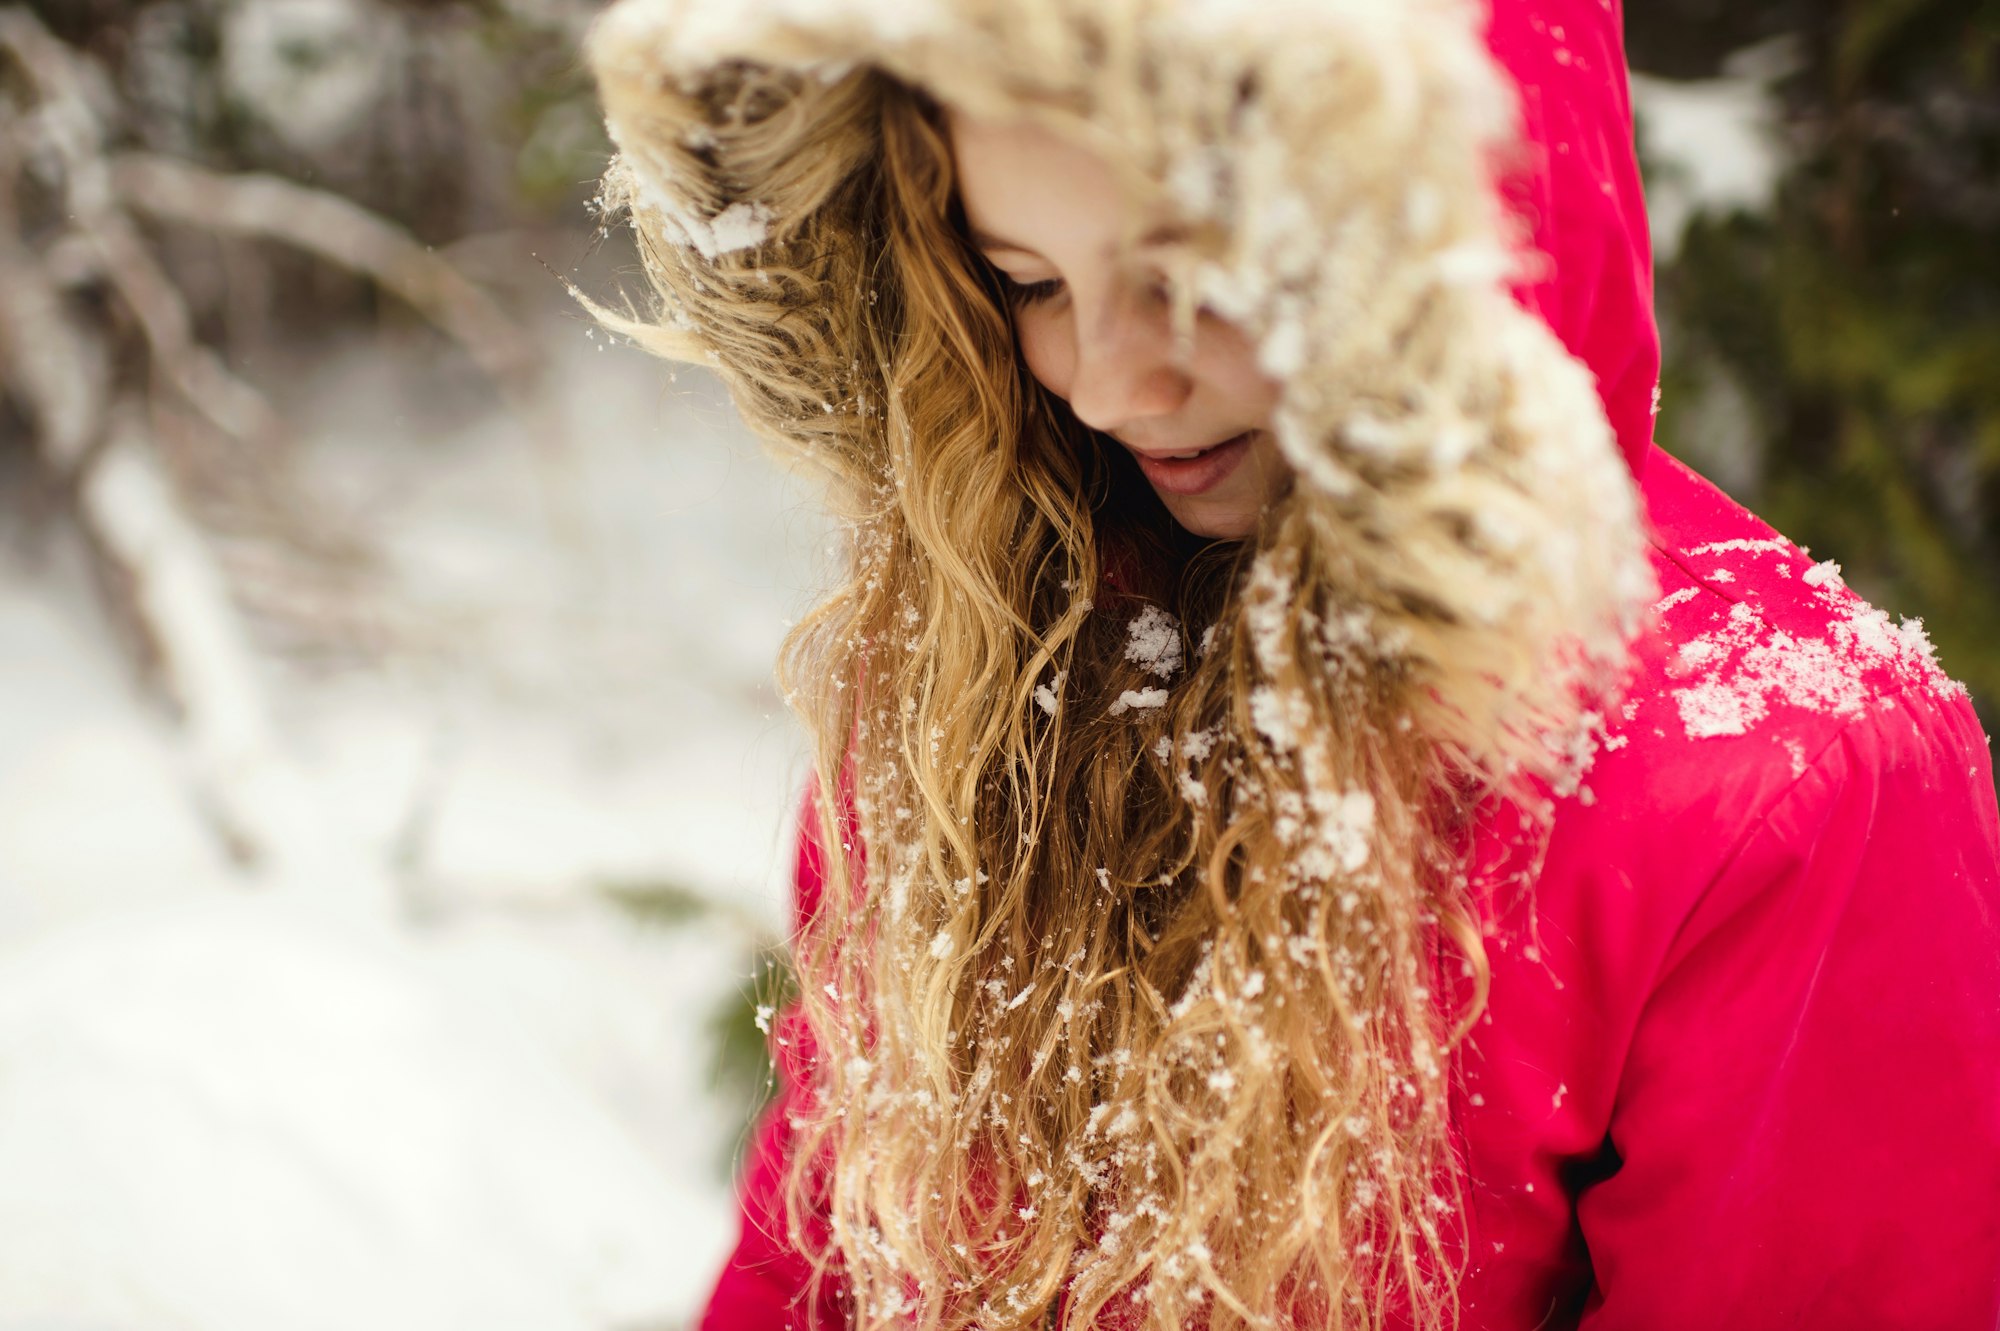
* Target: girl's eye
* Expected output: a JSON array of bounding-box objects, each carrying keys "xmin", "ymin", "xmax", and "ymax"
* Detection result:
[{"xmin": 1005, "ymin": 275, "xmax": 1065, "ymax": 306}]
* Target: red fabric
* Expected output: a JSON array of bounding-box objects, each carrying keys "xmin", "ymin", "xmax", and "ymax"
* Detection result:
[
  {"xmin": 1486, "ymin": 0, "xmax": 1660, "ymax": 480},
  {"xmin": 701, "ymin": 0, "xmax": 2000, "ymax": 1325},
  {"xmin": 700, "ymin": 794, "xmax": 852, "ymax": 1331},
  {"xmin": 1448, "ymin": 449, "xmax": 2000, "ymax": 1329}
]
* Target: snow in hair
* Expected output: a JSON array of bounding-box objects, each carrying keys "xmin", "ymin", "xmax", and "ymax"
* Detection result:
[{"xmin": 587, "ymin": 0, "xmax": 1651, "ymax": 1327}]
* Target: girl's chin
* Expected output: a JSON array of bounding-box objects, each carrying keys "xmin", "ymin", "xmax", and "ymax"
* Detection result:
[{"xmin": 1159, "ymin": 493, "xmax": 1262, "ymax": 540}]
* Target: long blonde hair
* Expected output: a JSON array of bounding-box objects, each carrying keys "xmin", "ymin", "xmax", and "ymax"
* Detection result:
[{"xmin": 587, "ymin": 6, "xmax": 1646, "ymax": 1323}]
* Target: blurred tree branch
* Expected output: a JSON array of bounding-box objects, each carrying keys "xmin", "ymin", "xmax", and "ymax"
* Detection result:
[
  {"xmin": 109, "ymin": 152, "xmax": 542, "ymax": 404},
  {"xmin": 0, "ymin": 4, "xmax": 553, "ymax": 889}
]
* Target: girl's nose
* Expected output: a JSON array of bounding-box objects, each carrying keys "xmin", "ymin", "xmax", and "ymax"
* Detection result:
[{"xmin": 1063, "ymin": 288, "xmax": 1192, "ymax": 435}]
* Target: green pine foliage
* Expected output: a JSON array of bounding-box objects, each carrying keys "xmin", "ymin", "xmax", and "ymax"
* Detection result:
[
  {"xmin": 1633, "ymin": 2, "xmax": 2000, "ymax": 727},
  {"xmin": 704, "ymin": 953, "xmax": 799, "ymax": 1173},
  {"xmin": 601, "ymin": 876, "xmax": 796, "ymax": 1176}
]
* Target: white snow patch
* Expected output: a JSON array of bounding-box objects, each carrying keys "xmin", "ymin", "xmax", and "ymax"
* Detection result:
[
  {"xmin": 1684, "ymin": 538, "xmax": 1793, "ymax": 558},
  {"xmin": 1249, "ymin": 685, "xmax": 1310, "ymax": 752},
  {"xmin": 1667, "ymin": 568, "xmax": 1963, "ymax": 740},
  {"xmin": 1630, "ymin": 39, "xmax": 1796, "ymax": 259},
  {"xmin": 625, "ymin": 166, "xmax": 774, "ymax": 261},
  {"xmin": 1108, "ymin": 687, "xmax": 1170, "ymax": 716},
  {"xmin": 704, "ymin": 200, "xmax": 775, "ymax": 255},
  {"xmin": 0, "ymin": 318, "xmax": 823, "ymax": 1328},
  {"xmin": 1124, "ymin": 606, "xmax": 1185, "ymax": 679},
  {"xmin": 0, "ymin": 898, "xmax": 730, "ymax": 1331},
  {"xmin": 1033, "ymin": 669, "xmax": 1067, "ymax": 717},
  {"xmin": 1653, "ymin": 586, "xmax": 1702, "ymax": 614}
]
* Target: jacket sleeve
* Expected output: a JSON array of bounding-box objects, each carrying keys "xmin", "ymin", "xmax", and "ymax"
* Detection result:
[
  {"xmin": 1576, "ymin": 687, "xmax": 2000, "ymax": 1329},
  {"xmin": 698, "ymin": 792, "xmax": 851, "ymax": 1331}
]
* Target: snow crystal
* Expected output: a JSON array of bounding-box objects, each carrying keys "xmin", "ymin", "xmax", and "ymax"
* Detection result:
[
  {"xmin": 1248, "ymin": 685, "xmax": 1310, "ymax": 751},
  {"xmin": 1033, "ymin": 670, "xmax": 1066, "ymax": 717},
  {"xmin": 1180, "ymin": 725, "xmax": 1220, "ymax": 762},
  {"xmin": 1292, "ymin": 788, "xmax": 1376, "ymax": 878},
  {"xmin": 1653, "ymin": 586, "xmax": 1701, "ymax": 614},
  {"xmin": 628, "ymin": 169, "xmax": 774, "ymax": 261},
  {"xmin": 1782, "ymin": 737, "xmax": 1809, "ymax": 779},
  {"xmin": 1108, "ymin": 687, "xmax": 1169, "ymax": 716},
  {"xmin": 1674, "ymin": 677, "xmax": 1770, "ymax": 740},
  {"xmin": 1684, "ymin": 538, "xmax": 1792, "ymax": 558},
  {"xmin": 1243, "ymin": 554, "xmax": 1296, "ymax": 669},
  {"xmin": 1124, "ymin": 606, "xmax": 1184, "ymax": 678}
]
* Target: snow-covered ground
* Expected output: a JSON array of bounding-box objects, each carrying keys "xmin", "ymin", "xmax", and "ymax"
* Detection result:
[{"xmin": 0, "ymin": 310, "xmax": 828, "ymax": 1329}]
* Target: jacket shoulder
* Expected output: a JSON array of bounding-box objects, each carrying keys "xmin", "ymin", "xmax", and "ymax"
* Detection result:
[
  {"xmin": 1600, "ymin": 448, "xmax": 1971, "ymax": 793},
  {"xmin": 1506, "ymin": 449, "xmax": 1989, "ymax": 1010}
]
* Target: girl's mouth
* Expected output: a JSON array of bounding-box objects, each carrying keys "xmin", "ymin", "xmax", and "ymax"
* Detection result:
[{"xmin": 1130, "ymin": 431, "xmax": 1255, "ymax": 497}]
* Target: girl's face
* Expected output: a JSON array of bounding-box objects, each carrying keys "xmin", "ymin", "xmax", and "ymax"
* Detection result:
[{"xmin": 948, "ymin": 114, "xmax": 1290, "ymax": 540}]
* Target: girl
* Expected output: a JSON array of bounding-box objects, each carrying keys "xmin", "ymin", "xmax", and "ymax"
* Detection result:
[{"xmin": 585, "ymin": 0, "xmax": 2000, "ymax": 1326}]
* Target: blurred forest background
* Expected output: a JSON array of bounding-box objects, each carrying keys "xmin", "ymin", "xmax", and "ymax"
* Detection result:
[
  {"xmin": 1630, "ymin": 0, "xmax": 1999, "ymax": 718},
  {"xmin": 0, "ymin": 0, "xmax": 1993, "ymax": 1328}
]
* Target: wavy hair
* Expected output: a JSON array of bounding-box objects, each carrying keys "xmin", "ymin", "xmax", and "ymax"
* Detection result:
[{"xmin": 588, "ymin": 13, "xmax": 1640, "ymax": 1321}]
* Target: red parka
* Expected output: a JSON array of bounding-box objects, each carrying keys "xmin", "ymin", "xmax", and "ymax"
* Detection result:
[{"xmin": 698, "ymin": 1, "xmax": 2000, "ymax": 1326}]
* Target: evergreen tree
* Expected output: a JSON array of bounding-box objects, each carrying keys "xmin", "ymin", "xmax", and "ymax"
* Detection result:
[{"xmin": 1630, "ymin": 1, "xmax": 2000, "ymax": 728}]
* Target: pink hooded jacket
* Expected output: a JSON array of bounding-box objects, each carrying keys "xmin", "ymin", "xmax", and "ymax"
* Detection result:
[{"xmin": 692, "ymin": 1, "xmax": 2000, "ymax": 1326}]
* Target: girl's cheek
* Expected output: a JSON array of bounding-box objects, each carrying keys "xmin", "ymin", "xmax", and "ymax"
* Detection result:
[{"xmin": 1016, "ymin": 311, "xmax": 1073, "ymax": 401}]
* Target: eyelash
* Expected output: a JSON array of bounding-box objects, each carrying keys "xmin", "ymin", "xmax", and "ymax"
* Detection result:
[
  {"xmin": 1000, "ymin": 274, "xmax": 1179, "ymax": 311},
  {"xmin": 1005, "ymin": 275, "xmax": 1065, "ymax": 306}
]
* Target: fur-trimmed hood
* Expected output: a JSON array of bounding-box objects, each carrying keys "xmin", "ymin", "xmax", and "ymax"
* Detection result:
[{"xmin": 586, "ymin": 0, "xmax": 1659, "ymax": 779}]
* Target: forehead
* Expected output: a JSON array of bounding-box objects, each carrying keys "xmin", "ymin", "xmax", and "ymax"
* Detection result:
[{"xmin": 945, "ymin": 112, "xmax": 1133, "ymax": 257}]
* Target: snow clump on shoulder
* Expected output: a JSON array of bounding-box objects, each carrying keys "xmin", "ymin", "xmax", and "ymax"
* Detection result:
[{"xmin": 1661, "ymin": 557, "xmax": 1967, "ymax": 742}]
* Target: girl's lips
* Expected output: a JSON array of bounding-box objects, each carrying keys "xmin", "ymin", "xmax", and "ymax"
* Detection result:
[{"xmin": 1130, "ymin": 431, "xmax": 1254, "ymax": 497}]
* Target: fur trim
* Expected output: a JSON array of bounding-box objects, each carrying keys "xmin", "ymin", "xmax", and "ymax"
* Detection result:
[{"xmin": 587, "ymin": 0, "xmax": 1654, "ymax": 785}]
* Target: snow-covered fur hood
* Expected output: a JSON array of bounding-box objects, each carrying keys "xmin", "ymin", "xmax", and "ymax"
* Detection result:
[{"xmin": 587, "ymin": 0, "xmax": 1656, "ymax": 779}]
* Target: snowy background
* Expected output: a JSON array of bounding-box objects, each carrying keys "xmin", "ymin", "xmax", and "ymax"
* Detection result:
[
  {"xmin": 0, "ymin": 302, "xmax": 831, "ymax": 1327},
  {"xmin": 16, "ymin": 0, "xmax": 1985, "ymax": 1327}
]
